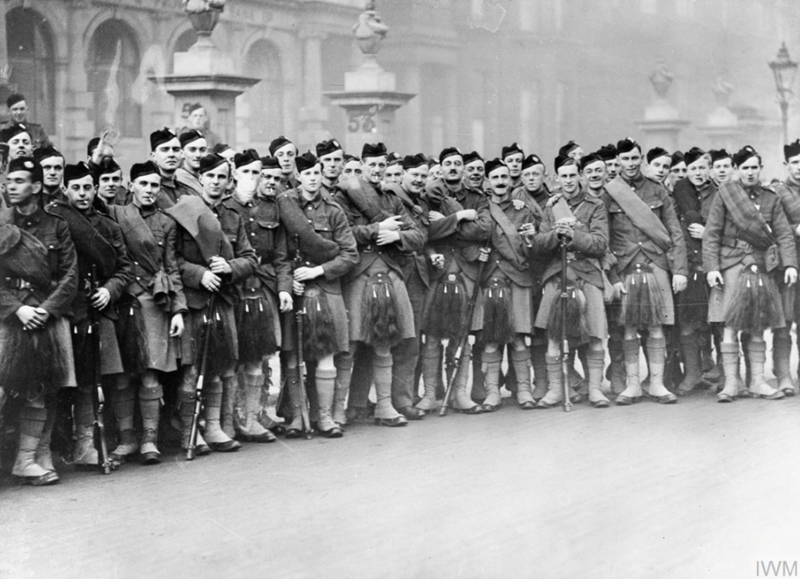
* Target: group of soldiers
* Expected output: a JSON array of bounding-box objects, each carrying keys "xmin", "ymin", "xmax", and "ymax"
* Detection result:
[{"xmin": 2, "ymin": 88, "xmax": 800, "ymax": 487}]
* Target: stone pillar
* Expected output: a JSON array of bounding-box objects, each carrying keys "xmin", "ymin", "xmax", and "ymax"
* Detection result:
[
  {"xmin": 699, "ymin": 77, "xmax": 741, "ymax": 152},
  {"xmin": 298, "ymin": 29, "xmax": 329, "ymax": 150},
  {"xmin": 635, "ymin": 62, "xmax": 689, "ymax": 151}
]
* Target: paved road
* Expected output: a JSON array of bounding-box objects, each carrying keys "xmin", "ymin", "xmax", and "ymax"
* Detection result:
[{"xmin": 2, "ymin": 387, "xmax": 800, "ymax": 578}]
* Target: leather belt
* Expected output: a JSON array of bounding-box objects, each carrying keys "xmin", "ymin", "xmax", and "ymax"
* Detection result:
[
  {"xmin": 3, "ymin": 277, "xmax": 33, "ymax": 290},
  {"xmin": 721, "ymin": 236, "xmax": 752, "ymax": 252}
]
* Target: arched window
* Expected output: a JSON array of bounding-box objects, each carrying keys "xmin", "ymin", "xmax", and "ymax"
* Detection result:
[
  {"xmin": 171, "ymin": 29, "xmax": 198, "ymax": 71},
  {"xmin": 86, "ymin": 19, "xmax": 141, "ymax": 138},
  {"xmin": 243, "ymin": 40, "xmax": 283, "ymax": 142},
  {"xmin": 4, "ymin": 7, "xmax": 56, "ymax": 131}
]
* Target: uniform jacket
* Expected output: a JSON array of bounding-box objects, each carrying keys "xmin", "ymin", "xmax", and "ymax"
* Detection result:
[
  {"xmin": 483, "ymin": 196, "xmax": 535, "ymax": 287},
  {"xmin": 774, "ymin": 179, "xmax": 800, "ymax": 265},
  {"xmin": 0, "ymin": 206, "xmax": 77, "ymax": 321},
  {"xmin": 703, "ymin": 181, "xmax": 797, "ymax": 273},
  {"xmin": 385, "ymin": 183, "xmax": 434, "ymax": 289},
  {"xmin": 156, "ymin": 172, "xmax": 197, "ymax": 209},
  {"xmin": 672, "ymin": 178, "xmax": 717, "ymax": 274}
]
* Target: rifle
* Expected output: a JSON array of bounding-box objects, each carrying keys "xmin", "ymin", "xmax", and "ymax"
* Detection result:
[
  {"xmin": 292, "ymin": 234, "xmax": 313, "ymax": 439},
  {"xmin": 89, "ymin": 263, "xmax": 114, "ymax": 474},
  {"xmin": 186, "ymin": 291, "xmax": 216, "ymax": 460},
  {"xmin": 439, "ymin": 249, "xmax": 489, "ymax": 417},
  {"xmin": 559, "ymin": 238, "xmax": 573, "ymax": 413}
]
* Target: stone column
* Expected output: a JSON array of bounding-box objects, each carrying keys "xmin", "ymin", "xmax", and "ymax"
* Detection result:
[{"xmin": 298, "ymin": 29, "xmax": 329, "ymax": 150}]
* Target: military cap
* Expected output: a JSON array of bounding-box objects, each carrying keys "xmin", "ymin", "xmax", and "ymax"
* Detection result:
[
  {"xmin": 484, "ymin": 158, "xmax": 507, "ymax": 176},
  {"xmin": 212, "ymin": 142, "xmax": 233, "ymax": 156},
  {"xmin": 33, "ymin": 146, "xmax": 63, "ymax": 164},
  {"xmin": 130, "ymin": 161, "xmax": 160, "ymax": 182},
  {"xmin": 188, "ymin": 102, "xmax": 205, "ymax": 114},
  {"xmin": 316, "ymin": 138, "xmax": 343, "ymax": 158},
  {"xmin": 0, "ymin": 123, "xmax": 31, "ymax": 143},
  {"xmin": 64, "ymin": 162, "xmax": 93, "ymax": 185},
  {"xmin": 646, "ymin": 147, "xmax": 671, "ymax": 164},
  {"xmin": 501, "ymin": 142, "xmax": 524, "ymax": 160},
  {"xmin": 708, "ymin": 149, "xmax": 732, "ymax": 164},
  {"xmin": 684, "ymin": 147, "xmax": 706, "ymax": 167},
  {"xmin": 671, "ymin": 151, "xmax": 685, "ymax": 166},
  {"xmin": 558, "ymin": 140, "xmax": 581, "ymax": 157},
  {"xmin": 199, "ymin": 153, "xmax": 229, "ymax": 175},
  {"xmin": 295, "ymin": 152, "xmax": 319, "ymax": 173},
  {"xmin": 234, "ymin": 149, "xmax": 260, "ymax": 169},
  {"xmin": 7, "ymin": 157, "xmax": 42, "ymax": 182},
  {"xmin": 344, "ymin": 154, "xmax": 361, "ymax": 164},
  {"xmin": 784, "ymin": 139, "xmax": 800, "ymax": 161},
  {"xmin": 463, "ymin": 151, "xmax": 484, "ymax": 166},
  {"xmin": 260, "ymin": 156, "xmax": 280, "ymax": 170},
  {"xmin": 362, "ymin": 142, "xmax": 388, "ymax": 159},
  {"xmin": 554, "ymin": 154, "xmax": 576, "ymax": 172},
  {"xmin": 426, "ymin": 158, "xmax": 439, "ymax": 169},
  {"xmin": 179, "ymin": 129, "xmax": 205, "ymax": 148},
  {"xmin": 616, "ymin": 138, "xmax": 640, "ymax": 154},
  {"xmin": 269, "ymin": 135, "xmax": 293, "ymax": 156},
  {"xmin": 387, "ymin": 152, "xmax": 402, "ymax": 167},
  {"xmin": 521, "ymin": 154, "xmax": 544, "ymax": 171},
  {"xmin": 733, "ymin": 145, "xmax": 759, "ymax": 167},
  {"xmin": 579, "ymin": 152, "xmax": 604, "ymax": 171},
  {"xmin": 95, "ymin": 158, "xmax": 122, "ymax": 177},
  {"xmin": 402, "ymin": 153, "xmax": 428, "ymax": 170},
  {"xmin": 150, "ymin": 128, "xmax": 178, "ymax": 151},
  {"xmin": 439, "ymin": 147, "xmax": 462, "ymax": 164},
  {"xmin": 596, "ymin": 144, "xmax": 618, "ymax": 161},
  {"xmin": 87, "ymin": 137, "xmax": 101, "ymax": 157},
  {"xmin": 6, "ymin": 93, "xmax": 25, "ymax": 108}
]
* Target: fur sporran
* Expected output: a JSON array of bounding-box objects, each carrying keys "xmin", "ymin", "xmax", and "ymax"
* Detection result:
[
  {"xmin": 116, "ymin": 296, "xmax": 149, "ymax": 374},
  {"xmin": 360, "ymin": 272, "xmax": 402, "ymax": 349},
  {"xmin": 547, "ymin": 280, "xmax": 590, "ymax": 345},
  {"xmin": 195, "ymin": 304, "xmax": 237, "ymax": 377},
  {"xmin": 724, "ymin": 264, "xmax": 782, "ymax": 334},
  {"xmin": 423, "ymin": 273, "xmax": 465, "ymax": 341},
  {"xmin": 302, "ymin": 286, "xmax": 338, "ymax": 360},
  {"xmin": 481, "ymin": 277, "xmax": 516, "ymax": 345},
  {"xmin": 0, "ymin": 318, "xmax": 71, "ymax": 398},
  {"xmin": 618, "ymin": 263, "xmax": 665, "ymax": 329},
  {"xmin": 235, "ymin": 297, "xmax": 278, "ymax": 362}
]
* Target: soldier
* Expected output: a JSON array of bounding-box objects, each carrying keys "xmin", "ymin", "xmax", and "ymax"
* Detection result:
[
  {"xmin": 103, "ymin": 162, "xmax": 187, "ymax": 464},
  {"xmin": 260, "ymin": 156, "xmax": 284, "ymax": 197},
  {"xmin": 772, "ymin": 139, "xmax": 800, "ymax": 397},
  {"xmin": 0, "ymin": 157, "xmax": 77, "ymax": 485},
  {"xmin": 513, "ymin": 153, "xmax": 551, "ymax": 208},
  {"xmin": 0, "ymin": 123, "xmax": 34, "ymax": 161},
  {"xmin": 704, "ymin": 146, "xmax": 797, "ymax": 402},
  {"xmin": 603, "ymin": 138, "xmax": 687, "ymax": 405},
  {"xmin": 477, "ymin": 158, "xmax": 537, "ymax": 410},
  {"xmin": 3, "ymin": 93, "xmax": 52, "ymax": 149},
  {"xmin": 335, "ymin": 142, "xmax": 425, "ymax": 426},
  {"xmin": 317, "ymin": 138, "xmax": 345, "ymax": 196},
  {"xmin": 462, "ymin": 151, "xmax": 485, "ymax": 191},
  {"xmin": 269, "ymin": 136, "xmax": 298, "ymax": 193},
  {"xmin": 149, "ymin": 128, "xmax": 194, "ymax": 207},
  {"xmin": 646, "ymin": 147, "xmax": 672, "ymax": 187},
  {"xmin": 276, "ymin": 152, "xmax": 358, "ymax": 437},
  {"xmin": 95, "ymin": 159, "xmax": 126, "ymax": 207},
  {"xmin": 169, "ymin": 153, "xmax": 258, "ymax": 454},
  {"xmin": 530, "ymin": 154, "xmax": 610, "ymax": 408},
  {"xmin": 417, "ymin": 148, "xmax": 492, "ymax": 413},
  {"xmin": 49, "ymin": 162, "xmax": 133, "ymax": 468},
  {"xmin": 175, "ymin": 129, "xmax": 208, "ymax": 196},
  {"xmin": 342, "ymin": 154, "xmax": 363, "ymax": 180},
  {"xmin": 222, "ymin": 150, "xmax": 292, "ymax": 442},
  {"xmin": 671, "ymin": 147, "xmax": 716, "ymax": 395},
  {"xmin": 597, "ymin": 143, "xmax": 620, "ymax": 182},
  {"xmin": 668, "ymin": 151, "xmax": 687, "ymax": 193},
  {"xmin": 34, "ymin": 146, "xmax": 66, "ymax": 204},
  {"xmin": 709, "ymin": 149, "xmax": 734, "ymax": 187},
  {"xmin": 178, "ymin": 103, "xmax": 221, "ymax": 150},
  {"xmin": 384, "ymin": 153, "xmax": 404, "ymax": 185},
  {"xmin": 558, "ymin": 140, "xmax": 584, "ymax": 161},
  {"xmin": 501, "ymin": 142, "xmax": 524, "ymax": 189}
]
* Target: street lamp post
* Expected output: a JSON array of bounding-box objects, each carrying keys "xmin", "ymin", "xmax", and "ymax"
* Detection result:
[{"xmin": 769, "ymin": 42, "xmax": 798, "ymax": 145}]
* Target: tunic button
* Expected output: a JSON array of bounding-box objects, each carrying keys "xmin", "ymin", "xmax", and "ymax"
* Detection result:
[
  {"xmin": 251, "ymin": 233, "xmax": 255, "ymax": 237},
  {"xmin": 136, "ymin": 276, "xmax": 141, "ymax": 281},
  {"xmin": 638, "ymin": 242, "xmax": 642, "ymax": 245},
  {"xmin": 249, "ymin": 218, "xmax": 254, "ymax": 222}
]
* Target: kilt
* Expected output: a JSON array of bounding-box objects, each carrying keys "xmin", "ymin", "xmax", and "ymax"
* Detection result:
[
  {"xmin": 535, "ymin": 277, "xmax": 607, "ymax": 340},
  {"xmin": 137, "ymin": 293, "xmax": 180, "ymax": 373},
  {"xmin": 676, "ymin": 271, "xmax": 709, "ymax": 330},
  {"xmin": 72, "ymin": 315, "xmax": 124, "ymax": 382},
  {"xmin": 405, "ymin": 269, "xmax": 427, "ymax": 334},
  {"xmin": 180, "ymin": 301, "xmax": 238, "ymax": 371},
  {"xmin": 619, "ymin": 262, "xmax": 675, "ymax": 326},
  {"xmin": 471, "ymin": 272, "xmax": 532, "ymax": 335},
  {"xmin": 423, "ymin": 259, "xmax": 480, "ymax": 333},
  {"xmin": 708, "ymin": 262, "xmax": 785, "ymax": 329},
  {"xmin": 281, "ymin": 281, "xmax": 349, "ymax": 355},
  {"xmin": 343, "ymin": 260, "xmax": 415, "ymax": 343}
]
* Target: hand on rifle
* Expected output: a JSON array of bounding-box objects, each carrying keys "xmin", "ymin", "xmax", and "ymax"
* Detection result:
[
  {"xmin": 294, "ymin": 265, "xmax": 323, "ymax": 282},
  {"xmin": 201, "ymin": 270, "xmax": 222, "ymax": 291},
  {"xmin": 376, "ymin": 229, "xmax": 400, "ymax": 245},
  {"xmin": 208, "ymin": 256, "xmax": 232, "ymax": 274},
  {"xmin": 430, "ymin": 253, "xmax": 444, "ymax": 269},
  {"xmin": 292, "ymin": 280, "xmax": 305, "ymax": 295},
  {"xmin": 169, "ymin": 313, "xmax": 184, "ymax": 337},
  {"xmin": 279, "ymin": 291, "xmax": 293, "ymax": 312},
  {"xmin": 478, "ymin": 247, "xmax": 490, "ymax": 262},
  {"xmin": 379, "ymin": 215, "xmax": 403, "ymax": 231},
  {"xmin": 16, "ymin": 305, "xmax": 47, "ymax": 330},
  {"xmin": 91, "ymin": 287, "xmax": 111, "ymax": 310},
  {"xmin": 428, "ymin": 210, "xmax": 445, "ymax": 222},
  {"xmin": 554, "ymin": 219, "xmax": 574, "ymax": 240},
  {"xmin": 672, "ymin": 274, "xmax": 688, "ymax": 293},
  {"xmin": 456, "ymin": 209, "xmax": 477, "ymax": 222},
  {"xmin": 786, "ymin": 267, "xmax": 798, "ymax": 286},
  {"xmin": 707, "ymin": 271, "xmax": 723, "ymax": 288}
]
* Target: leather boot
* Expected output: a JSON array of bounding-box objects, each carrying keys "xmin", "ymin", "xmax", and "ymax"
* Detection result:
[
  {"xmin": 283, "ymin": 367, "xmax": 307, "ymax": 438},
  {"xmin": 73, "ymin": 389, "xmax": 99, "ymax": 469},
  {"xmin": 109, "ymin": 376, "xmax": 138, "ymax": 462},
  {"xmin": 773, "ymin": 329, "xmax": 796, "ymax": 396},
  {"xmin": 373, "ymin": 353, "xmax": 407, "ymax": 426},
  {"xmin": 178, "ymin": 386, "xmax": 210, "ymax": 455},
  {"xmin": 203, "ymin": 380, "xmax": 242, "ymax": 451},
  {"xmin": 607, "ymin": 334, "xmax": 626, "ymax": 394},
  {"xmin": 740, "ymin": 333, "xmax": 752, "ymax": 397},
  {"xmin": 748, "ymin": 340, "xmax": 784, "ymax": 400},
  {"xmin": 566, "ymin": 348, "xmax": 584, "ymax": 390},
  {"xmin": 616, "ymin": 338, "xmax": 642, "ymax": 405},
  {"xmin": 536, "ymin": 354, "xmax": 564, "ymax": 408},
  {"xmin": 236, "ymin": 372, "xmax": 276, "ymax": 442},
  {"xmin": 13, "ymin": 405, "xmax": 59, "ymax": 486},
  {"xmin": 391, "ymin": 338, "xmax": 424, "ymax": 420},
  {"xmin": 646, "ymin": 336, "xmax": 677, "ymax": 403},
  {"xmin": 531, "ymin": 342, "xmax": 548, "ymax": 400},
  {"xmin": 35, "ymin": 403, "xmax": 56, "ymax": 473},
  {"xmin": 577, "ymin": 346, "xmax": 590, "ymax": 396},
  {"xmin": 139, "ymin": 396, "xmax": 162, "ymax": 465},
  {"xmin": 316, "ymin": 367, "xmax": 343, "ymax": 437},
  {"xmin": 449, "ymin": 343, "xmax": 482, "ymax": 414},
  {"xmin": 471, "ymin": 342, "xmax": 487, "ymax": 404},
  {"xmin": 333, "ymin": 357, "xmax": 352, "ymax": 426},
  {"xmin": 481, "ymin": 349, "xmax": 503, "ymax": 412},
  {"xmin": 416, "ymin": 347, "xmax": 441, "ymax": 412},
  {"xmin": 511, "ymin": 348, "xmax": 534, "ymax": 409},
  {"xmin": 717, "ymin": 342, "xmax": 741, "ymax": 402},
  {"xmin": 677, "ymin": 333, "xmax": 704, "ymax": 395},
  {"xmin": 220, "ymin": 375, "xmax": 237, "ymax": 439},
  {"xmin": 586, "ymin": 349, "xmax": 609, "ymax": 408}
]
